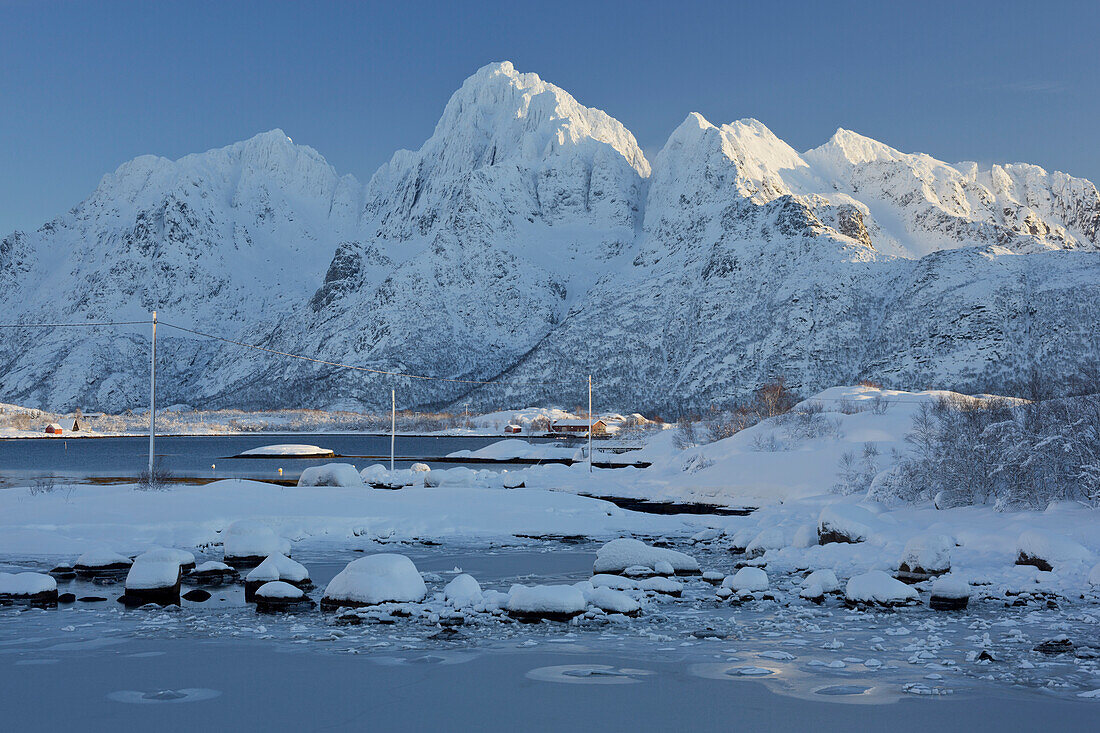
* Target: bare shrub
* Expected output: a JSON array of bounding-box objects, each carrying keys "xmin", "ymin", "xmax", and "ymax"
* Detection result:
[
  {"xmin": 28, "ymin": 475, "xmax": 58, "ymax": 495},
  {"xmin": 869, "ymin": 395, "xmax": 891, "ymax": 415},
  {"xmin": 137, "ymin": 461, "xmax": 174, "ymax": 491}
]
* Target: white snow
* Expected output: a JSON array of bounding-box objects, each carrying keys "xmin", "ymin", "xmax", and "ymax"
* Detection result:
[
  {"xmin": 590, "ymin": 574, "xmax": 639, "ymax": 591},
  {"xmin": 239, "ymin": 444, "xmax": 334, "ymax": 457},
  {"xmin": 443, "ymin": 574, "xmax": 483, "ymax": 608},
  {"xmin": 819, "ymin": 504, "xmax": 883, "ymax": 543},
  {"xmin": 845, "ymin": 571, "xmax": 918, "ymax": 604},
  {"xmin": 0, "ymin": 572, "xmax": 57, "ymax": 596},
  {"xmin": 125, "ymin": 548, "xmax": 183, "ymax": 590},
  {"xmin": 193, "ymin": 560, "xmax": 232, "ymax": 573},
  {"xmin": 75, "ymin": 549, "xmax": 131, "ymax": 568},
  {"xmin": 802, "ymin": 569, "xmax": 840, "ymax": 593},
  {"xmin": 900, "ymin": 534, "xmax": 953, "ymax": 572},
  {"xmin": 592, "ymin": 538, "xmax": 699, "ymax": 575},
  {"xmin": 448, "ymin": 440, "xmax": 578, "ymax": 462},
  {"xmin": 323, "ymin": 554, "xmax": 427, "ymax": 606},
  {"xmin": 255, "ymin": 580, "xmax": 305, "ymax": 600},
  {"xmin": 721, "ymin": 567, "xmax": 769, "ymax": 593},
  {"xmin": 1089, "ymin": 563, "xmax": 1100, "ymax": 586},
  {"xmin": 1016, "ymin": 529, "xmax": 1093, "ymax": 567},
  {"xmin": 246, "ymin": 554, "xmax": 309, "ymax": 584},
  {"xmin": 222, "ymin": 520, "xmax": 291, "ymax": 559},
  {"xmin": 297, "ymin": 463, "xmax": 364, "ymax": 488},
  {"xmin": 930, "ymin": 575, "xmax": 970, "ymax": 600},
  {"xmin": 505, "ymin": 584, "xmax": 586, "ymax": 616},
  {"xmin": 580, "ymin": 585, "xmax": 641, "ymax": 615}
]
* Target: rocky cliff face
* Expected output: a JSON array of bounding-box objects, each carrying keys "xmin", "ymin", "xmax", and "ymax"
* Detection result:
[{"xmin": 2, "ymin": 62, "xmax": 1098, "ymax": 412}]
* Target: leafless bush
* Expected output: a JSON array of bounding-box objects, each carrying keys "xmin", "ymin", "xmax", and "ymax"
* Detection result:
[
  {"xmin": 869, "ymin": 395, "xmax": 891, "ymax": 415},
  {"xmin": 833, "ymin": 442, "xmax": 880, "ymax": 495},
  {"xmin": 28, "ymin": 475, "xmax": 58, "ymax": 495},
  {"xmin": 137, "ymin": 461, "xmax": 174, "ymax": 491}
]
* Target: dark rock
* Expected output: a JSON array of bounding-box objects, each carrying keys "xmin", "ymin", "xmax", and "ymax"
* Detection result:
[
  {"xmin": 77, "ymin": 596, "xmax": 107, "ymax": 602},
  {"xmin": 1015, "ymin": 552, "xmax": 1053, "ymax": 572},
  {"xmin": 818, "ymin": 529, "xmax": 861, "ymax": 545},
  {"xmin": 119, "ymin": 583, "xmax": 181, "ymax": 607},
  {"xmin": 182, "ymin": 589, "xmax": 211, "ymax": 602},
  {"xmin": 977, "ymin": 650, "xmax": 997, "ymax": 662},
  {"xmin": 255, "ymin": 595, "xmax": 316, "ymax": 614},
  {"xmin": 896, "ymin": 562, "xmax": 947, "ymax": 584},
  {"xmin": 49, "ymin": 565, "xmax": 76, "ymax": 580},
  {"xmin": 57, "ymin": 593, "xmax": 76, "ymax": 604},
  {"xmin": 186, "ymin": 568, "xmax": 239, "ymax": 587},
  {"xmin": 929, "ymin": 595, "xmax": 969, "ymax": 611},
  {"xmin": 1034, "ymin": 638, "xmax": 1074, "ymax": 655},
  {"xmin": 506, "ymin": 610, "xmax": 583, "ymax": 623},
  {"xmin": 74, "ymin": 562, "xmax": 130, "ymax": 579}
]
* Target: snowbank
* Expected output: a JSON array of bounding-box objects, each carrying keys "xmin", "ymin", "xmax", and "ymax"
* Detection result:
[
  {"xmin": 447, "ymin": 439, "xmax": 578, "ymax": 462},
  {"xmin": 297, "ymin": 463, "xmax": 363, "ymax": 488},
  {"xmin": 239, "ymin": 444, "xmax": 334, "ymax": 457},
  {"xmin": 322, "ymin": 554, "xmax": 427, "ymax": 608},
  {"xmin": 845, "ymin": 571, "xmax": 918, "ymax": 605},
  {"xmin": 592, "ymin": 538, "xmax": 699, "ymax": 575}
]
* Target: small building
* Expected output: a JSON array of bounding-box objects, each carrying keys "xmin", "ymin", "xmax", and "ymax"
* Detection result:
[
  {"xmin": 44, "ymin": 423, "xmax": 63, "ymax": 435},
  {"xmin": 550, "ymin": 418, "xmax": 609, "ymax": 436},
  {"xmin": 504, "ymin": 424, "xmax": 522, "ymax": 434}
]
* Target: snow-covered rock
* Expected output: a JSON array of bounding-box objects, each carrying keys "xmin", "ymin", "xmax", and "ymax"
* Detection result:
[
  {"xmin": 254, "ymin": 580, "xmax": 315, "ymax": 613},
  {"xmin": 721, "ymin": 567, "xmax": 769, "ymax": 594},
  {"xmin": 240, "ymin": 444, "xmax": 334, "ymax": 457},
  {"xmin": 745, "ymin": 528, "xmax": 787, "ymax": 557},
  {"xmin": 244, "ymin": 554, "xmax": 311, "ymax": 601},
  {"xmin": 74, "ymin": 549, "xmax": 132, "ymax": 577},
  {"xmin": 443, "ymin": 573, "xmax": 482, "ymax": 608},
  {"xmin": 322, "ymin": 554, "xmax": 427, "ymax": 609},
  {"xmin": 505, "ymin": 584, "xmax": 587, "ymax": 621},
  {"xmin": 222, "ymin": 520, "xmax": 291, "ymax": 566},
  {"xmin": 802, "ymin": 569, "xmax": 840, "ymax": 594},
  {"xmin": 1015, "ymin": 530, "xmax": 1092, "ymax": 571},
  {"xmin": 0, "ymin": 572, "xmax": 58, "ymax": 604},
  {"xmin": 929, "ymin": 575, "xmax": 970, "ymax": 611},
  {"xmin": 187, "ymin": 560, "xmax": 238, "ymax": 585},
  {"xmin": 123, "ymin": 548, "xmax": 183, "ymax": 604},
  {"xmin": 297, "ymin": 463, "xmax": 364, "ymax": 488},
  {"xmin": 898, "ymin": 534, "xmax": 953, "ymax": 581},
  {"xmin": 819, "ymin": 504, "xmax": 881, "ymax": 544},
  {"xmin": 845, "ymin": 570, "xmax": 919, "ymax": 606},
  {"xmin": 592, "ymin": 538, "xmax": 699, "ymax": 576},
  {"xmin": 581, "ymin": 585, "xmax": 641, "ymax": 616}
]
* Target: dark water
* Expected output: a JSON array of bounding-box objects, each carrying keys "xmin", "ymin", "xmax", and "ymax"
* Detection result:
[{"xmin": 0, "ymin": 434, "xmax": 568, "ymax": 487}]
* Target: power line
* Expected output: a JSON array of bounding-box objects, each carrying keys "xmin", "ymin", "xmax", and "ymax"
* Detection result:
[{"xmin": 0, "ymin": 320, "xmax": 149, "ymax": 328}]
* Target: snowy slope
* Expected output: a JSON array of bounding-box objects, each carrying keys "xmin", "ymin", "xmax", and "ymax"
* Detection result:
[{"xmin": 2, "ymin": 62, "xmax": 1099, "ymax": 412}]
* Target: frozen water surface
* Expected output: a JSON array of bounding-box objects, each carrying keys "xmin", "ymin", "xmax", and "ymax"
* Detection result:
[{"xmin": 2, "ymin": 539, "xmax": 1099, "ymax": 731}]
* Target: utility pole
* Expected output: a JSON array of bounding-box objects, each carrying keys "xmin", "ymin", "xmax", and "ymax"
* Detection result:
[
  {"xmin": 148, "ymin": 311, "xmax": 157, "ymax": 475},
  {"xmin": 588, "ymin": 374, "xmax": 593, "ymax": 473},
  {"xmin": 390, "ymin": 388, "xmax": 396, "ymax": 472}
]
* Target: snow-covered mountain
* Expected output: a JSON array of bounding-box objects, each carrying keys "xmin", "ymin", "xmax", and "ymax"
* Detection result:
[{"xmin": 2, "ymin": 61, "xmax": 1099, "ymax": 412}]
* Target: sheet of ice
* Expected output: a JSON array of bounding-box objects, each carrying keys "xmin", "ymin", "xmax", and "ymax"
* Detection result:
[
  {"xmin": 845, "ymin": 570, "xmax": 918, "ymax": 604},
  {"xmin": 592, "ymin": 538, "xmax": 699, "ymax": 575},
  {"xmin": 323, "ymin": 554, "xmax": 427, "ymax": 605},
  {"xmin": 239, "ymin": 444, "xmax": 333, "ymax": 456},
  {"xmin": 297, "ymin": 463, "xmax": 364, "ymax": 488},
  {"xmin": 447, "ymin": 439, "xmax": 579, "ymax": 461},
  {"xmin": 126, "ymin": 549, "xmax": 183, "ymax": 590}
]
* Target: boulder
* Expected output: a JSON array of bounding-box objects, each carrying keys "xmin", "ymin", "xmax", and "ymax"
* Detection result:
[
  {"xmin": 845, "ymin": 570, "xmax": 919, "ymax": 607},
  {"xmin": 123, "ymin": 549, "xmax": 182, "ymax": 606},
  {"xmin": 57, "ymin": 593, "xmax": 76, "ymax": 604},
  {"xmin": 49, "ymin": 565, "xmax": 76, "ymax": 580},
  {"xmin": 928, "ymin": 575, "xmax": 970, "ymax": 611},
  {"xmin": 0, "ymin": 572, "xmax": 58, "ymax": 606},
  {"xmin": 73, "ymin": 550, "xmax": 132, "ymax": 579},
  {"xmin": 818, "ymin": 505, "xmax": 881, "ymax": 545},
  {"xmin": 182, "ymin": 589, "xmax": 211, "ymax": 602},
  {"xmin": 897, "ymin": 535, "xmax": 953, "ymax": 582},
  {"xmin": 322, "ymin": 554, "xmax": 427, "ymax": 610},
  {"xmin": 244, "ymin": 554, "xmax": 312, "ymax": 602},
  {"xmin": 1034, "ymin": 636, "xmax": 1074, "ymax": 655},
  {"xmin": 721, "ymin": 567, "xmax": 769, "ymax": 594},
  {"xmin": 186, "ymin": 561, "xmax": 239, "ymax": 586},
  {"xmin": 745, "ymin": 528, "xmax": 786, "ymax": 558},
  {"xmin": 443, "ymin": 574, "xmax": 483, "ymax": 609}
]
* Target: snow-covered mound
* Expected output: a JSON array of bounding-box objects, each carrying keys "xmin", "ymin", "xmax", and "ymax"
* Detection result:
[
  {"xmin": 3, "ymin": 61, "xmax": 1099, "ymax": 414},
  {"xmin": 505, "ymin": 584, "xmax": 587, "ymax": 620},
  {"xmin": 126, "ymin": 548, "xmax": 184, "ymax": 591},
  {"xmin": 1016, "ymin": 530, "xmax": 1093, "ymax": 571},
  {"xmin": 74, "ymin": 549, "xmax": 132, "ymax": 575},
  {"xmin": 222, "ymin": 520, "xmax": 291, "ymax": 565},
  {"xmin": 443, "ymin": 574, "xmax": 483, "ymax": 608},
  {"xmin": 246, "ymin": 554, "xmax": 310, "ymax": 584},
  {"xmin": 592, "ymin": 538, "xmax": 699, "ymax": 576},
  {"xmin": 899, "ymin": 534, "xmax": 953, "ymax": 577},
  {"xmin": 845, "ymin": 571, "xmax": 919, "ymax": 606},
  {"xmin": 0, "ymin": 572, "xmax": 57, "ymax": 600},
  {"xmin": 255, "ymin": 580, "xmax": 306, "ymax": 599},
  {"xmin": 578, "ymin": 584, "xmax": 641, "ymax": 616},
  {"xmin": 239, "ymin": 444, "xmax": 334, "ymax": 457},
  {"xmin": 721, "ymin": 567, "xmax": 769, "ymax": 593},
  {"xmin": 322, "ymin": 554, "xmax": 427, "ymax": 608},
  {"xmin": 297, "ymin": 463, "xmax": 363, "ymax": 488}
]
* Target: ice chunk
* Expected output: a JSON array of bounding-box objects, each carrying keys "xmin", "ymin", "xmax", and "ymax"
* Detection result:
[
  {"xmin": 297, "ymin": 463, "xmax": 364, "ymax": 488},
  {"xmin": 239, "ymin": 444, "xmax": 333, "ymax": 457},
  {"xmin": 592, "ymin": 538, "xmax": 699, "ymax": 575},
  {"xmin": 323, "ymin": 554, "xmax": 427, "ymax": 607}
]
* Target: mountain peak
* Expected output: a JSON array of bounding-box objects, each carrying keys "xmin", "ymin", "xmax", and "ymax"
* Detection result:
[{"xmin": 810, "ymin": 127, "xmax": 905, "ymax": 166}]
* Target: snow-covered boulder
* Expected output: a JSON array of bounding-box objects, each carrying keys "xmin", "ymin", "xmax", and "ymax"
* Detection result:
[
  {"xmin": 297, "ymin": 463, "xmax": 364, "ymax": 488},
  {"xmin": 581, "ymin": 586, "xmax": 641, "ymax": 616},
  {"xmin": 818, "ymin": 504, "xmax": 881, "ymax": 544},
  {"xmin": 254, "ymin": 581, "xmax": 315, "ymax": 613},
  {"xmin": 222, "ymin": 520, "xmax": 292, "ymax": 567},
  {"xmin": 410, "ymin": 463, "xmax": 431, "ymax": 473},
  {"xmin": 505, "ymin": 584, "xmax": 586, "ymax": 622},
  {"xmin": 322, "ymin": 554, "xmax": 427, "ymax": 610},
  {"xmin": 1015, "ymin": 530, "xmax": 1092, "ymax": 572},
  {"xmin": 636, "ymin": 576, "xmax": 683, "ymax": 596},
  {"xmin": 244, "ymin": 554, "xmax": 312, "ymax": 601},
  {"xmin": 897, "ymin": 534, "xmax": 953, "ymax": 582},
  {"xmin": 745, "ymin": 528, "xmax": 786, "ymax": 558},
  {"xmin": 239, "ymin": 444, "xmax": 334, "ymax": 458},
  {"xmin": 74, "ymin": 549, "xmax": 132, "ymax": 578},
  {"xmin": 799, "ymin": 568, "xmax": 840, "ymax": 602},
  {"xmin": 0, "ymin": 572, "xmax": 58, "ymax": 605},
  {"xmin": 443, "ymin": 574, "xmax": 483, "ymax": 608},
  {"xmin": 187, "ymin": 560, "xmax": 239, "ymax": 586},
  {"xmin": 123, "ymin": 548, "xmax": 183, "ymax": 605},
  {"xmin": 845, "ymin": 570, "xmax": 918, "ymax": 607},
  {"xmin": 721, "ymin": 567, "xmax": 769, "ymax": 594},
  {"xmin": 590, "ymin": 574, "xmax": 639, "ymax": 591},
  {"xmin": 359, "ymin": 464, "xmax": 423, "ymax": 489},
  {"xmin": 592, "ymin": 538, "xmax": 700, "ymax": 576},
  {"xmin": 151, "ymin": 547, "xmax": 195, "ymax": 573},
  {"xmin": 929, "ymin": 575, "xmax": 970, "ymax": 611}
]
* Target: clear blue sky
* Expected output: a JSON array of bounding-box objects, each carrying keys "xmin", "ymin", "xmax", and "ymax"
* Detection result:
[{"xmin": 2, "ymin": 0, "xmax": 1098, "ymax": 235}]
